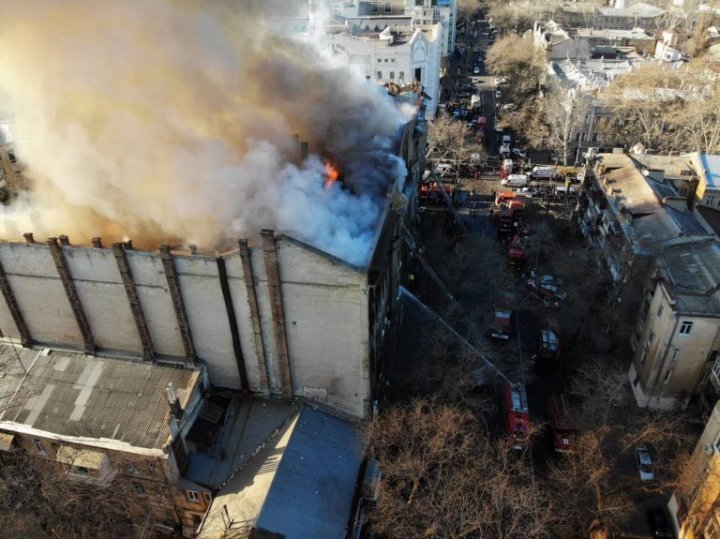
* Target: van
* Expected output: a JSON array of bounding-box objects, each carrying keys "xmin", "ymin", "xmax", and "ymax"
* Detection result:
[
  {"xmin": 554, "ymin": 185, "xmax": 577, "ymax": 196},
  {"xmin": 501, "ymin": 174, "xmax": 528, "ymax": 188},
  {"xmin": 531, "ymin": 166, "xmax": 556, "ymax": 180}
]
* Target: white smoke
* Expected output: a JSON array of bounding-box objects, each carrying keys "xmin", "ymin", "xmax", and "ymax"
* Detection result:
[{"xmin": 0, "ymin": 0, "xmax": 409, "ymax": 266}]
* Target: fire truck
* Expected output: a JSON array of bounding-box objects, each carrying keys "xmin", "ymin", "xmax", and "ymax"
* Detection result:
[
  {"xmin": 503, "ymin": 382, "xmax": 530, "ymax": 450},
  {"xmin": 548, "ymin": 394, "xmax": 576, "ymax": 453}
]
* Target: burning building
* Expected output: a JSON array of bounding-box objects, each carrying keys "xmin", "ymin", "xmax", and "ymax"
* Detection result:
[{"xmin": 0, "ymin": 1, "xmax": 429, "ymax": 419}]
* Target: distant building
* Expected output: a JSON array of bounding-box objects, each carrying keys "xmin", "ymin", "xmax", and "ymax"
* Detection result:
[
  {"xmin": 327, "ymin": 23, "xmax": 442, "ymax": 118},
  {"xmin": 575, "ymin": 27, "xmax": 657, "ymax": 56},
  {"xmin": 332, "ymin": 0, "xmax": 457, "ymax": 56},
  {"xmin": 595, "ymin": 3, "xmax": 666, "ymax": 31}
]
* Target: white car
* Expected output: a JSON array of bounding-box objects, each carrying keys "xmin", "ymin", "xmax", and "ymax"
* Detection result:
[
  {"xmin": 495, "ymin": 90, "xmax": 502, "ymax": 99},
  {"xmin": 435, "ymin": 163, "xmax": 454, "ymax": 176},
  {"xmin": 501, "ymin": 174, "xmax": 529, "ymax": 187},
  {"xmin": 499, "ymin": 143, "xmax": 510, "ymax": 155},
  {"xmin": 635, "ymin": 446, "xmax": 655, "ymax": 481},
  {"xmin": 502, "ymin": 134, "xmax": 511, "ymax": 145},
  {"xmin": 473, "ymin": 66, "xmax": 481, "ymax": 74}
]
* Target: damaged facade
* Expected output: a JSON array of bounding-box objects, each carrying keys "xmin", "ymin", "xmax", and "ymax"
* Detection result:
[{"xmin": 0, "ymin": 108, "xmax": 426, "ymax": 421}]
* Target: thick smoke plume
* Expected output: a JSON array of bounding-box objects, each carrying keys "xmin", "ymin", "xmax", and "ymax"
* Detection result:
[{"xmin": 0, "ymin": 0, "xmax": 408, "ymax": 266}]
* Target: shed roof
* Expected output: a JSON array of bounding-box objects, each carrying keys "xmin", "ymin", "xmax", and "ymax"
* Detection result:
[
  {"xmin": 0, "ymin": 347, "xmax": 199, "ymax": 449},
  {"xmin": 255, "ymin": 406, "xmax": 364, "ymax": 539}
]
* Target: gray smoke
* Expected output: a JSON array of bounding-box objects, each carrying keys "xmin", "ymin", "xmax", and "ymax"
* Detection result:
[{"xmin": 0, "ymin": 0, "xmax": 408, "ymax": 266}]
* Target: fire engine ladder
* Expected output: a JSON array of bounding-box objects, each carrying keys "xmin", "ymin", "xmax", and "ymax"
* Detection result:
[
  {"xmin": 428, "ymin": 170, "xmax": 468, "ymax": 238},
  {"xmin": 398, "ymin": 286, "xmax": 512, "ymax": 385},
  {"xmin": 400, "ymin": 222, "xmax": 454, "ymax": 302}
]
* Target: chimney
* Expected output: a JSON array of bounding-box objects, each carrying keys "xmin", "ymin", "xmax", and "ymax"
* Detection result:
[
  {"xmin": 123, "ymin": 240, "xmax": 134, "ymax": 250},
  {"xmin": 22, "ymin": 232, "xmax": 34, "ymax": 244},
  {"xmin": 300, "ymin": 141, "xmax": 309, "ymax": 161},
  {"xmin": 164, "ymin": 382, "xmax": 183, "ymax": 420},
  {"xmin": 91, "ymin": 237, "xmax": 103, "ymax": 248},
  {"xmin": 189, "ymin": 244, "xmax": 197, "ymax": 255},
  {"xmin": 292, "ymin": 134, "xmax": 300, "ymax": 159},
  {"xmin": 58, "ymin": 235, "xmax": 70, "ymax": 246}
]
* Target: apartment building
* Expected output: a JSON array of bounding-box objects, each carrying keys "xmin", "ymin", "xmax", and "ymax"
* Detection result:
[
  {"xmin": 669, "ymin": 401, "xmax": 720, "ymax": 537},
  {"xmin": 579, "ymin": 152, "xmax": 720, "ymax": 408}
]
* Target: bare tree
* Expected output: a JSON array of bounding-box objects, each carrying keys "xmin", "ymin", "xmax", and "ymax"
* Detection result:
[
  {"xmin": 366, "ymin": 398, "xmax": 553, "ymax": 539},
  {"xmin": 542, "ymin": 86, "xmax": 588, "ymax": 165},
  {"xmin": 0, "ymin": 451, "xmax": 145, "ymax": 538},
  {"xmin": 596, "ymin": 61, "xmax": 720, "ymax": 153},
  {"xmin": 486, "ymin": 34, "xmax": 546, "ymax": 100}
]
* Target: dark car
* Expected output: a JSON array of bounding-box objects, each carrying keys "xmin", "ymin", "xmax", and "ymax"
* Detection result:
[{"xmin": 646, "ymin": 508, "xmax": 673, "ymax": 538}]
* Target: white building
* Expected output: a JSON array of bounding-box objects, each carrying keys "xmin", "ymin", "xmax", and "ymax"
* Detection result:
[
  {"xmin": 332, "ymin": 0, "xmax": 456, "ymax": 56},
  {"xmin": 328, "ymin": 23, "xmax": 443, "ymax": 118}
]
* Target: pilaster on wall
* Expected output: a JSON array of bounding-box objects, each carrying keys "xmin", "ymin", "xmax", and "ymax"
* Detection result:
[
  {"xmin": 47, "ymin": 237, "xmax": 95, "ymax": 355},
  {"xmin": 238, "ymin": 239, "xmax": 270, "ymax": 395},
  {"xmin": 112, "ymin": 243, "xmax": 155, "ymax": 361},
  {"xmin": 0, "ymin": 257, "xmax": 30, "ymax": 346},
  {"xmin": 159, "ymin": 245, "xmax": 196, "ymax": 364},
  {"xmin": 260, "ymin": 230, "xmax": 293, "ymax": 400},
  {"xmin": 216, "ymin": 256, "xmax": 249, "ymax": 390}
]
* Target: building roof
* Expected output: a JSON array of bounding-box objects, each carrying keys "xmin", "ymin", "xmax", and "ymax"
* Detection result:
[
  {"xmin": 576, "ymin": 27, "xmax": 655, "ymax": 40},
  {"xmin": 631, "ymin": 153, "xmax": 696, "ymax": 180},
  {"xmin": 0, "ymin": 347, "xmax": 199, "ymax": 449},
  {"xmin": 595, "ymin": 154, "xmax": 710, "ymax": 254},
  {"xmin": 657, "ymin": 239, "xmax": 720, "ymax": 315},
  {"xmin": 255, "ymin": 406, "xmax": 364, "ymax": 539},
  {"xmin": 598, "ymin": 3, "xmax": 665, "ymax": 17}
]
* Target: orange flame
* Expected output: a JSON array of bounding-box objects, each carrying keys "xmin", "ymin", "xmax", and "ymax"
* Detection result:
[{"xmin": 324, "ymin": 160, "xmax": 340, "ymax": 190}]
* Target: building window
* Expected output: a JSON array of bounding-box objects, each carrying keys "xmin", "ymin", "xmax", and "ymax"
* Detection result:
[
  {"xmin": 647, "ymin": 331, "xmax": 655, "ymax": 346},
  {"xmin": 707, "ymin": 196, "xmax": 716, "ymax": 206},
  {"xmin": 7, "ymin": 151, "xmax": 16, "ymax": 164},
  {"xmin": 384, "ymin": 2, "xmax": 392, "ymax": 13},
  {"xmin": 657, "ymin": 305, "xmax": 663, "ymax": 318},
  {"xmin": 133, "ymin": 481, "xmax": 146, "ymax": 496},
  {"xmin": 186, "ymin": 490, "xmax": 201, "ymax": 503},
  {"xmin": 377, "ymin": 71, "xmax": 382, "ymax": 79},
  {"xmin": 377, "ymin": 58, "xmax": 381, "ymax": 63},
  {"xmin": 399, "ymin": 71, "xmax": 404, "ymax": 81},
  {"xmin": 32, "ymin": 439, "xmax": 46, "ymax": 455},
  {"xmin": 391, "ymin": 58, "xmax": 395, "ymax": 63},
  {"xmin": 389, "ymin": 71, "xmax": 395, "ymax": 80},
  {"xmin": 663, "ymin": 369, "xmax": 672, "ymax": 384},
  {"xmin": 203, "ymin": 492, "xmax": 212, "ymax": 504},
  {"xmin": 70, "ymin": 465, "xmax": 90, "ymax": 476},
  {"xmin": 679, "ymin": 321, "xmax": 693, "ymax": 335},
  {"xmin": 127, "ymin": 463, "xmax": 138, "ymax": 475}
]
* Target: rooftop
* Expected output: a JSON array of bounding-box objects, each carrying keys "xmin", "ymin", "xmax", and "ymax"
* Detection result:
[
  {"xmin": 199, "ymin": 405, "xmax": 364, "ymax": 539},
  {"xmin": 595, "ymin": 154, "xmax": 710, "ymax": 254},
  {"xmin": 576, "ymin": 27, "xmax": 655, "ymax": 40},
  {"xmin": 0, "ymin": 347, "xmax": 200, "ymax": 450},
  {"xmin": 657, "ymin": 239, "xmax": 720, "ymax": 315},
  {"xmin": 598, "ymin": 3, "xmax": 665, "ymax": 17}
]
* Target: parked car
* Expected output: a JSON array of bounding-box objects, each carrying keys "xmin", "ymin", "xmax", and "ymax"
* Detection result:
[
  {"xmin": 489, "ymin": 293, "xmax": 515, "ymax": 340},
  {"xmin": 554, "ymin": 185, "xmax": 578, "ymax": 196},
  {"xmin": 501, "ymin": 174, "xmax": 528, "ymax": 188},
  {"xmin": 435, "ymin": 162, "xmax": 454, "ymax": 176},
  {"xmin": 499, "ymin": 143, "xmax": 511, "ymax": 155},
  {"xmin": 473, "ymin": 66, "xmax": 481, "ymax": 74},
  {"xmin": 530, "ymin": 165, "xmax": 556, "ymax": 180},
  {"xmin": 511, "ymin": 148, "xmax": 527, "ymax": 159},
  {"xmin": 495, "ymin": 90, "xmax": 502, "ymax": 99},
  {"xmin": 646, "ymin": 508, "xmax": 673, "ymax": 538},
  {"xmin": 635, "ymin": 446, "xmax": 655, "ymax": 481},
  {"xmin": 548, "ymin": 394, "xmax": 575, "ymax": 452},
  {"xmin": 502, "ymin": 134, "xmax": 511, "ymax": 145}
]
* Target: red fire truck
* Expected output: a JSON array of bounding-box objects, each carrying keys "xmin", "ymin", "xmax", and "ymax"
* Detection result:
[
  {"xmin": 548, "ymin": 394, "xmax": 576, "ymax": 453},
  {"xmin": 503, "ymin": 382, "xmax": 530, "ymax": 450}
]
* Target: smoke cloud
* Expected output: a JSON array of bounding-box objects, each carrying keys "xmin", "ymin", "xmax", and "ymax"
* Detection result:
[{"xmin": 0, "ymin": 0, "xmax": 408, "ymax": 266}]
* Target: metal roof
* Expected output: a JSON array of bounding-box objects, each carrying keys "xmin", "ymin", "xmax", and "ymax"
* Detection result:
[
  {"xmin": 0, "ymin": 347, "xmax": 199, "ymax": 449},
  {"xmin": 658, "ymin": 240, "xmax": 720, "ymax": 315},
  {"xmin": 255, "ymin": 406, "xmax": 364, "ymax": 539}
]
